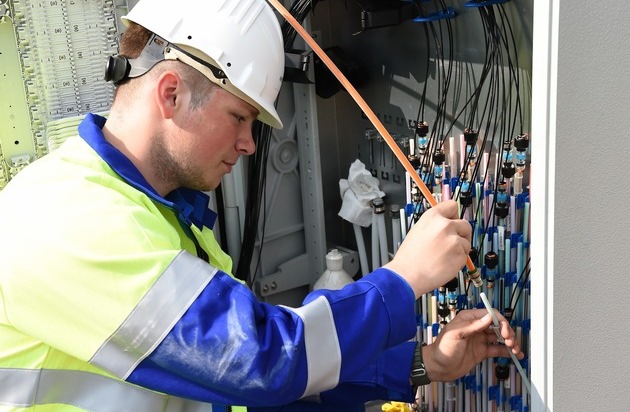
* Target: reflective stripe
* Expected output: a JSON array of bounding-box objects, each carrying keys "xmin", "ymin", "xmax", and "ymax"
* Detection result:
[
  {"xmin": 0, "ymin": 368, "xmax": 212, "ymax": 411},
  {"xmin": 90, "ymin": 251, "xmax": 218, "ymax": 379},
  {"xmin": 286, "ymin": 296, "xmax": 341, "ymax": 397}
]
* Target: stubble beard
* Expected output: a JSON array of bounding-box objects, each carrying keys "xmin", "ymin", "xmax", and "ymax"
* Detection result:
[{"xmin": 150, "ymin": 132, "xmax": 210, "ymax": 193}]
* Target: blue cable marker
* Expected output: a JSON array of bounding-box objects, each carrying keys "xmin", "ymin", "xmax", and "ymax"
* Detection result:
[
  {"xmin": 432, "ymin": 322, "xmax": 440, "ymax": 337},
  {"xmin": 489, "ymin": 384, "xmax": 499, "ymax": 401},
  {"xmin": 479, "ymin": 292, "xmax": 531, "ymax": 393},
  {"xmin": 464, "ymin": 0, "xmax": 509, "ymax": 7},
  {"xmin": 510, "ymin": 395, "xmax": 523, "ymax": 412},
  {"xmin": 413, "ymin": 7, "xmax": 456, "ymax": 23}
]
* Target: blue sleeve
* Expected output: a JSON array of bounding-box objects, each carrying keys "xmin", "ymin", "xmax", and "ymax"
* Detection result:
[
  {"xmin": 127, "ymin": 267, "xmax": 416, "ymax": 407},
  {"xmin": 318, "ymin": 341, "xmax": 416, "ymax": 405},
  {"xmin": 249, "ymin": 343, "xmax": 416, "ymax": 411}
]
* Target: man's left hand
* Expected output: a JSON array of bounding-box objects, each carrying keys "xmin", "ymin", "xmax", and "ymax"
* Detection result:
[{"xmin": 422, "ymin": 309, "xmax": 524, "ymax": 382}]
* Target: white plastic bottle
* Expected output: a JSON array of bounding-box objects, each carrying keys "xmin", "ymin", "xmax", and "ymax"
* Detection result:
[{"xmin": 313, "ymin": 249, "xmax": 354, "ymax": 290}]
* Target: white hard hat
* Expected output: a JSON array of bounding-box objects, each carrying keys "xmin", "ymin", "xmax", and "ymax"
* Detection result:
[{"xmin": 122, "ymin": 0, "xmax": 285, "ymax": 129}]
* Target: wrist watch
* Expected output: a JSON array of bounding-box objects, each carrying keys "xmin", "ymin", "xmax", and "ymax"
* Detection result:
[{"xmin": 410, "ymin": 342, "xmax": 431, "ymax": 387}]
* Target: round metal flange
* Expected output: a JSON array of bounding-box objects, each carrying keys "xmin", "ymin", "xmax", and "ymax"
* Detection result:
[{"xmin": 271, "ymin": 140, "xmax": 298, "ymax": 173}]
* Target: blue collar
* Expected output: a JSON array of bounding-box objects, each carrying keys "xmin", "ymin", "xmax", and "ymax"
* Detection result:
[{"xmin": 78, "ymin": 113, "xmax": 217, "ymax": 231}]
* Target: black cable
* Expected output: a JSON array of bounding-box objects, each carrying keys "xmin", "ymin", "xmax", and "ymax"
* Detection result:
[
  {"xmin": 235, "ymin": 121, "xmax": 273, "ymax": 285},
  {"xmin": 214, "ymin": 184, "xmax": 229, "ymax": 253},
  {"xmin": 238, "ymin": 0, "xmax": 319, "ymax": 288}
]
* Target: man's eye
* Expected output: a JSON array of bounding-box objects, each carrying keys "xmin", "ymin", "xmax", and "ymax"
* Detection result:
[{"xmin": 234, "ymin": 115, "xmax": 245, "ymax": 123}]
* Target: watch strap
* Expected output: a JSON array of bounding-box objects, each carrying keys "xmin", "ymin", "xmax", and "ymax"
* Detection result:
[{"xmin": 410, "ymin": 342, "xmax": 431, "ymax": 387}]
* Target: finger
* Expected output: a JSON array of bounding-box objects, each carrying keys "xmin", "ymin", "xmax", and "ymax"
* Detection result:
[
  {"xmin": 490, "ymin": 309, "xmax": 508, "ymax": 323},
  {"xmin": 452, "ymin": 310, "xmax": 494, "ymax": 337},
  {"xmin": 452, "ymin": 221, "xmax": 473, "ymax": 245},
  {"xmin": 485, "ymin": 332, "xmax": 500, "ymax": 344},
  {"xmin": 433, "ymin": 200, "xmax": 459, "ymax": 219},
  {"xmin": 487, "ymin": 341, "xmax": 525, "ymax": 360},
  {"xmin": 458, "ymin": 235, "xmax": 472, "ymax": 255},
  {"xmin": 499, "ymin": 319, "xmax": 516, "ymax": 341},
  {"xmin": 483, "ymin": 329, "xmax": 524, "ymax": 359},
  {"xmin": 460, "ymin": 308, "xmax": 495, "ymax": 322},
  {"xmin": 498, "ymin": 332, "xmax": 524, "ymax": 358},
  {"xmin": 485, "ymin": 344, "xmax": 517, "ymax": 359}
]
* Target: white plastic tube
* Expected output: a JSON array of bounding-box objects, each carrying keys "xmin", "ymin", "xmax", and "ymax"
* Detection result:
[
  {"xmin": 523, "ymin": 202, "xmax": 530, "ymax": 243},
  {"xmin": 494, "ymin": 153, "xmax": 500, "ymax": 185},
  {"xmin": 475, "ymin": 182, "xmax": 483, "ymax": 224},
  {"xmin": 511, "ymin": 364, "xmax": 517, "ymax": 398},
  {"xmin": 353, "ymin": 224, "xmax": 369, "ymax": 276},
  {"xmin": 465, "ymin": 386, "xmax": 471, "ymax": 412},
  {"xmin": 399, "ymin": 208, "xmax": 407, "ymax": 240},
  {"xmin": 482, "ymin": 152, "xmax": 490, "ymax": 192},
  {"xmin": 376, "ymin": 212, "xmax": 388, "ymax": 264},
  {"xmin": 514, "ymin": 171, "xmax": 523, "ymax": 194},
  {"xmin": 480, "ymin": 359, "xmax": 489, "ymax": 412},
  {"xmin": 476, "ymin": 364, "xmax": 482, "ymax": 412},
  {"xmin": 449, "ymin": 136, "xmax": 458, "ymax": 175},
  {"xmin": 510, "ymin": 195, "xmax": 517, "ymax": 234},
  {"xmin": 371, "ymin": 213, "xmax": 380, "ymax": 271},
  {"xmin": 486, "ymin": 193, "xmax": 493, "ymax": 232},
  {"xmin": 483, "ymin": 234, "xmax": 489, "ymax": 262},
  {"xmin": 505, "ymin": 238, "xmax": 512, "ymax": 274},
  {"xmin": 487, "ymin": 357, "xmax": 494, "ymax": 412},
  {"xmin": 516, "ymin": 240, "xmax": 523, "ymax": 284},
  {"xmin": 391, "ymin": 206, "xmax": 402, "ymax": 254},
  {"xmin": 220, "ymin": 169, "xmax": 245, "ymax": 264},
  {"xmin": 459, "ymin": 134, "xmax": 466, "ymax": 174},
  {"xmin": 445, "ymin": 381, "xmax": 455, "ymax": 412},
  {"xmin": 487, "ymin": 287, "xmax": 494, "ymax": 309}
]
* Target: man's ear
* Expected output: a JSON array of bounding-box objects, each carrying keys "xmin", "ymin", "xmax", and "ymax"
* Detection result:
[{"xmin": 155, "ymin": 70, "xmax": 189, "ymax": 119}]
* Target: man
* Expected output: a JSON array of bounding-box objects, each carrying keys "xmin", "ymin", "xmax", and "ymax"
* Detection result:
[{"xmin": 0, "ymin": 0, "xmax": 523, "ymax": 410}]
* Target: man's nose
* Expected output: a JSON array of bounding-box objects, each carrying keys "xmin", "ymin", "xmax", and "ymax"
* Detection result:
[{"xmin": 237, "ymin": 129, "xmax": 256, "ymax": 155}]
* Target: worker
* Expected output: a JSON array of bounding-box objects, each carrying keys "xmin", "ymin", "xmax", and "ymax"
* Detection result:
[{"xmin": 0, "ymin": 0, "xmax": 523, "ymax": 411}]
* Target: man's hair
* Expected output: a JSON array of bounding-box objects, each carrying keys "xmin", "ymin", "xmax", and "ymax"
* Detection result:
[{"xmin": 114, "ymin": 22, "xmax": 215, "ymax": 109}]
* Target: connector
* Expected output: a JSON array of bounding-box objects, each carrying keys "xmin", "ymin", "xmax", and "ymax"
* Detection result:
[{"xmin": 467, "ymin": 267, "xmax": 483, "ymax": 288}]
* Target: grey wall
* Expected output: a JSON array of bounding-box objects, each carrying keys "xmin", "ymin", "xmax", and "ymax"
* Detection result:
[{"xmin": 554, "ymin": 1, "xmax": 630, "ymax": 410}]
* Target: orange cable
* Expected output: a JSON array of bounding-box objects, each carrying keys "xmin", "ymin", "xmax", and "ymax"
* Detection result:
[{"xmin": 268, "ymin": 0, "xmax": 478, "ymax": 276}]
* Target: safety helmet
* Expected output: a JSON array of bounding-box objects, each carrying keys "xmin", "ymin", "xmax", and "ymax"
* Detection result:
[{"xmin": 122, "ymin": 0, "xmax": 285, "ymax": 128}]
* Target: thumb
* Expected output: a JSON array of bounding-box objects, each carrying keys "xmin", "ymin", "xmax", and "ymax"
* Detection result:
[
  {"xmin": 432, "ymin": 200, "xmax": 459, "ymax": 219},
  {"xmin": 453, "ymin": 310, "xmax": 494, "ymax": 338}
]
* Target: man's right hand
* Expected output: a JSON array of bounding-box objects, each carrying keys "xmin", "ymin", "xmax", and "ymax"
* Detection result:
[{"xmin": 384, "ymin": 200, "xmax": 471, "ymax": 299}]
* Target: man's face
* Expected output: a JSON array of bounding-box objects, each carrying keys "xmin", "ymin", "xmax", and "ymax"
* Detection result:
[{"xmin": 157, "ymin": 87, "xmax": 258, "ymax": 192}]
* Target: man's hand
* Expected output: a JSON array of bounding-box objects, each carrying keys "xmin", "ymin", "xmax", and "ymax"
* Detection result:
[
  {"xmin": 384, "ymin": 200, "xmax": 471, "ymax": 299},
  {"xmin": 422, "ymin": 309, "xmax": 524, "ymax": 382}
]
